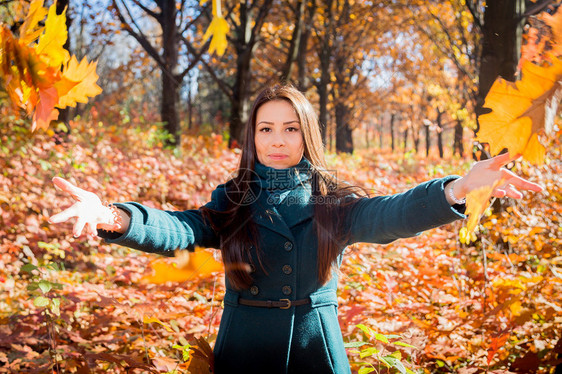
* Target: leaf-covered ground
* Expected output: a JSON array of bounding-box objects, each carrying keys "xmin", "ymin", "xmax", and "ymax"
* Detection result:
[{"xmin": 0, "ymin": 122, "xmax": 560, "ymax": 373}]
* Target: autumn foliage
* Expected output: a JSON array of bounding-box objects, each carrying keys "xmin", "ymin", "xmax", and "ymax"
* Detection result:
[
  {"xmin": 0, "ymin": 0, "xmax": 101, "ymax": 131},
  {"xmin": 1, "ymin": 1, "xmax": 562, "ymax": 374}
]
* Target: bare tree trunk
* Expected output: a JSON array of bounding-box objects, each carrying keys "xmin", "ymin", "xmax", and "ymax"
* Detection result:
[
  {"xmin": 187, "ymin": 73, "xmax": 194, "ymax": 130},
  {"xmin": 390, "ymin": 113, "xmax": 395, "ymax": 152},
  {"xmin": 379, "ymin": 115, "xmax": 383, "ymax": 149},
  {"xmin": 477, "ymin": 0, "xmax": 525, "ymax": 116},
  {"xmin": 453, "ymin": 119, "xmax": 464, "ymax": 156},
  {"xmin": 436, "ymin": 109, "xmax": 444, "ymax": 158},
  {"xmin": 316, "ymin": 0, "xmax": 333, "ymax": 145},
  {"xmin": 297, "ymin": 0, "xmax": 316, "ymax": 91},
  {"xmin": 280, "ymin": 0, "xmax": 306, "ymax": 83},
  {"xmin": 425, "ymin": 122, "xmax": 430, "ymax": 157},
  {"xmin": 335, "ymin": 103, "xmax": 353, "ymax": 153},
  {"xmin": 403, "ymin": 126, "xmax": 409, "ymax": 152},
  {"xmin": 56, "ymin": 0, "xmax": 71, "ymax": 129}
]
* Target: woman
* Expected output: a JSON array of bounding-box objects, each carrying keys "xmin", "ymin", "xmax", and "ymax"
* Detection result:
[{"xmin": 49, "ymin": 85, "xmax": 542, "ymax": 373}]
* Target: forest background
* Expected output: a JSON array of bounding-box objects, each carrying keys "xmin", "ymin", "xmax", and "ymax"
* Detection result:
[{"xmin": 0, "ymin": 0, "xmax": 561, "ymax": 373}]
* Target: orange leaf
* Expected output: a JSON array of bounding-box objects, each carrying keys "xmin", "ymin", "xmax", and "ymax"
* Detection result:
[
  {"xmin": 477, "ymin": 57, "xmax": 562, "ymax": 165},
  {"xmin": 56, "ymin": 56, "xmax": 102, "ymax": 108},
  {"xmin": 487, "ymin": 332, "xmax": 510, "ymax": 365},
  {"xmin": 141, "ymin": 248, "xmax": 223, "ymax": 284},
  {"xmin": 32, "ymin": 87, "xmax": 59, "ymax": 131}
]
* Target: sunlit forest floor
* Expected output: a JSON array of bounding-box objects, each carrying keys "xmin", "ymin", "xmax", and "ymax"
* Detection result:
[{"xmin": 0, "ymin": 122, "xmax": 560, "ymax": 373}]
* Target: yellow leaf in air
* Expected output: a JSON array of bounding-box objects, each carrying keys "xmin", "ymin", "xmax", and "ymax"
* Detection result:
[
  {"xmin": 464, "ymin": 180, "xmax": 502, "ymax": 237},
  {"xmin": 477, "ymin": 57, "xmax": 562, "ymax": 165},
  {"xmin": 143, "ymin": 315, "xmax": 173, "ymax": 332},
  {"xmin": 56, "ymin": 56, "xmax": 102, "ymax": 108},
  {"xmin": 19, "ymin": 0, "xmax": 47, "ymax": 45},
  {"xmin": 141, "ymin": 248, "xmax": 223, "ymax": 284},
  {"xmin": 203, "ymin": 16, "xmax": 229, "ymax": 56},
  {"xmin": 35, "ymin": 4, "xmax": 70, "ymax": 68}
]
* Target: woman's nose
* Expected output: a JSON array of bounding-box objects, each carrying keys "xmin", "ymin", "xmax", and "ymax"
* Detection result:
[{"xmin": 271, "ymin": 134, "xmax": 285, "ymax": 147}]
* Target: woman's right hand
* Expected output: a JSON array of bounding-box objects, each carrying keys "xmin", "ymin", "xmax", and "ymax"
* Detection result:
[{"xmin": 48, "ymin": 177, "xmax": 126, "ymax": 238}]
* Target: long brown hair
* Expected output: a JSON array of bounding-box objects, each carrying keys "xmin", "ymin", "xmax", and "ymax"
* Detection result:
[{"xmin": 202, "ymin": 84, "xmax": 366, "ymax": 289}]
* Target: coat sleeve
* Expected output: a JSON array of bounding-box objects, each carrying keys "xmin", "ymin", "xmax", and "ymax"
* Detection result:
[
  {"xmin": 345, "ymin": 176, "xmax": 466, "ymax": 245},
  {"xmin": 97, "ymin": 185, "xmax": 227, "ymax": 254}
]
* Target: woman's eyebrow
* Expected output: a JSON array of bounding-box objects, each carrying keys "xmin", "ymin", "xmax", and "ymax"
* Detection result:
[{"xmin": 256, "ymin": 120, "xmax": 300, "ymax": 125}]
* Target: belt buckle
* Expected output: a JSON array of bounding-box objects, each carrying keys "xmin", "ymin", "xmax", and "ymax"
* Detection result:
[{"xmin": 279, "ymin": 298, "xmax": 291, "ymax": 309}]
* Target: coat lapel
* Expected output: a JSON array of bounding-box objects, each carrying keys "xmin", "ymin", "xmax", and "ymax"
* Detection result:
[{"xmin": 251, "ymin": 183, "xmax": 314, "ymax": 240}]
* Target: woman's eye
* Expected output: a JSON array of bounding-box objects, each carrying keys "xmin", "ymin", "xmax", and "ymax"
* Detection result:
[
  {"xmin": 259, "ymin": 127, "xmax": 271, "ymax": 132},
  {"xmin": 287, "ymin": 127, "xmax": 300, "ymax": 132}
]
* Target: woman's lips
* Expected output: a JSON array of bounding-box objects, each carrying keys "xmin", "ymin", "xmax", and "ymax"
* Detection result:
[{"xmin": 269, "ymin": 154, "xmax": 288, "ymax": 160}]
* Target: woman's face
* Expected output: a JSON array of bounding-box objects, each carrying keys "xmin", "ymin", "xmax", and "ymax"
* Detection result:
[{"xmin": 254, "ymin": 100, "xmax": 304, "ymax": 169}]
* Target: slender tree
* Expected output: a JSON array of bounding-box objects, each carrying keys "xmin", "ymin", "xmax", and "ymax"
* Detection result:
[{"xmin": 112, "ymin": 0, "xmax": 207, "ymax": 146}]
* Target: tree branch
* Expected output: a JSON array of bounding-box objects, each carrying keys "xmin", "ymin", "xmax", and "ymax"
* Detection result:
[
  {"xmin": 182, "ymin": 36, "xmax": 233, "ymax": 98},
  {"xmin": 131, "ymin": 0, "xmax": 160, "ymax": 21},
  {"xmin": 112, "ymin": 0, "xmax": 167, "ymax": 74},
  {"xmin": 465, "ymin": 0, "xmax": 483, "ymax": 32}
]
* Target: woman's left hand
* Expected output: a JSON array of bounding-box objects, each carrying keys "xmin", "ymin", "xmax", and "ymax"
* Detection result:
[{"xmin": 448, "ymin": 152, "xmax": 543, "ymax": 203}]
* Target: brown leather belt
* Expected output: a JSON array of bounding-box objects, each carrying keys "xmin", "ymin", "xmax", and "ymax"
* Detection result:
[{"xmin": 238, "ymin": 298, "xmax": 310, "ymax": 309}]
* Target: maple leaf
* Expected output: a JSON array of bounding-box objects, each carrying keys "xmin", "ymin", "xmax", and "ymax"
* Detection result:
[
  {"xmin": 463, "ymin": 180, "xmax": 502, "ymax": 238},
  {"xmin": 32, "ymin": 87, "xmax": 59, "ymax": 131},
  {"xmin": 18, "ymin": 0, "xmax": 47, "ymax": 45},
  {"xmin": 487, "ymin": 332, "xmax": 510, "ymax": 365},
  {"xmin": 35, "ymin": 3, "xmax": 70, "ymax": 68},
  {"xmin": 477, "ymin": 57, "xmax": 562, "ymax": 165},
  {"xmin": 141, "ymin": 248, "xmax": 223, "ymax": 284},
  {"xmin": 56, "ymin": 56, "xmax": 102, "ymax": 108},
  {"xmin": 540, "ymin": 8, "xmax": 562, "ymax": 57},
  {"xmin": 202, "ymin": 0, "xmax": 229, "ymax": 56}
]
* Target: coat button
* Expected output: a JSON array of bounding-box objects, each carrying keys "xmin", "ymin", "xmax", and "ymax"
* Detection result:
[
  {"xmin": 284, "ymin": 241, "xmax": 293, "ymax": 251},
  {"xmin": 282, "ymin": 265, "xmax": 292, "ymax": 275},
  {"xmin": 250, "ymin": 285, "xmax": 259, "ymax": 295},
  {"xmin": 282, "ymin": 285, "xmax": 292, "ymax": 295}
]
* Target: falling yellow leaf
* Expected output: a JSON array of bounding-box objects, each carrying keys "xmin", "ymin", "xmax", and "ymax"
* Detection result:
[
  {"xmin": 35, "ymin": 4, "xmax": 70, "ymax": 67},
  {"xmin": 141, "ymin": 248, "xmax": 223, "ymax": 284},
  {"xmin": 56, "ymin": 56, "xmax": 102, "ymax": 108},
  {"xmin": 202, "ymin": 0, "xmax": 228, "ymax": 56},
  {"xmin": 477, "ymin": 57, "xmax": 562, "ymax": 165},
  {"xmin": 464, "ymin": 180, "xmax": 502, "ymax": 237},
  {"xmin": 143, "ymin": 316, "xmax": 173, "ymax": 332},
  {"xmin": 203, "ymin": 16, "xmax": 229, "ymax": 56},
  {"xmin": 19, "ymin": 0, "xmax": 47, "ymax": 45}
]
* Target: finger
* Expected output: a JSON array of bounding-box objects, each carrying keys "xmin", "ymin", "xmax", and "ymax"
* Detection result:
[
  {"xmin": 504, "ymin": 184, "xmax": 523, "ymax": 199},
  {"xmin": 500, "ymin": 169, "xmax": 544, "ymax": 192},
  {"xmin": 85, "ymin": 222, "xmax": 97, "ymax": 237},
  {"xmin": 52, "ymin": 177, "xmax": 85, "ymax": 200},
  {"xmin": 73, "ymin": 217, "xmax": 87, "ymax": 237},
  {"xmin": 49, "ymin": 206, "xmax": 79, "ymax": 224},
  {"xmin": 490, "ymin": 152, "xmax": 520, "ymax": 168},
  {"xmin": 492, "ymin": 187, "xmax": 507, "ymax": 198}
]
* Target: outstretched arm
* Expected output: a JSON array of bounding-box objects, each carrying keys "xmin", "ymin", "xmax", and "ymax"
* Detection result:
[
  {"xmin": 346, "ymin": 153, "xmax": 543, "ymax": 246},
  {"xmin": 49, "ymin": 177, "xmax": 222, "ymax": 253}
]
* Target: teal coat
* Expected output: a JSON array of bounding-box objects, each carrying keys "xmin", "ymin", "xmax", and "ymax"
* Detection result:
[{"xmin": 100, "ymin": 159, "xmax": 466, "ymax": 373}]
